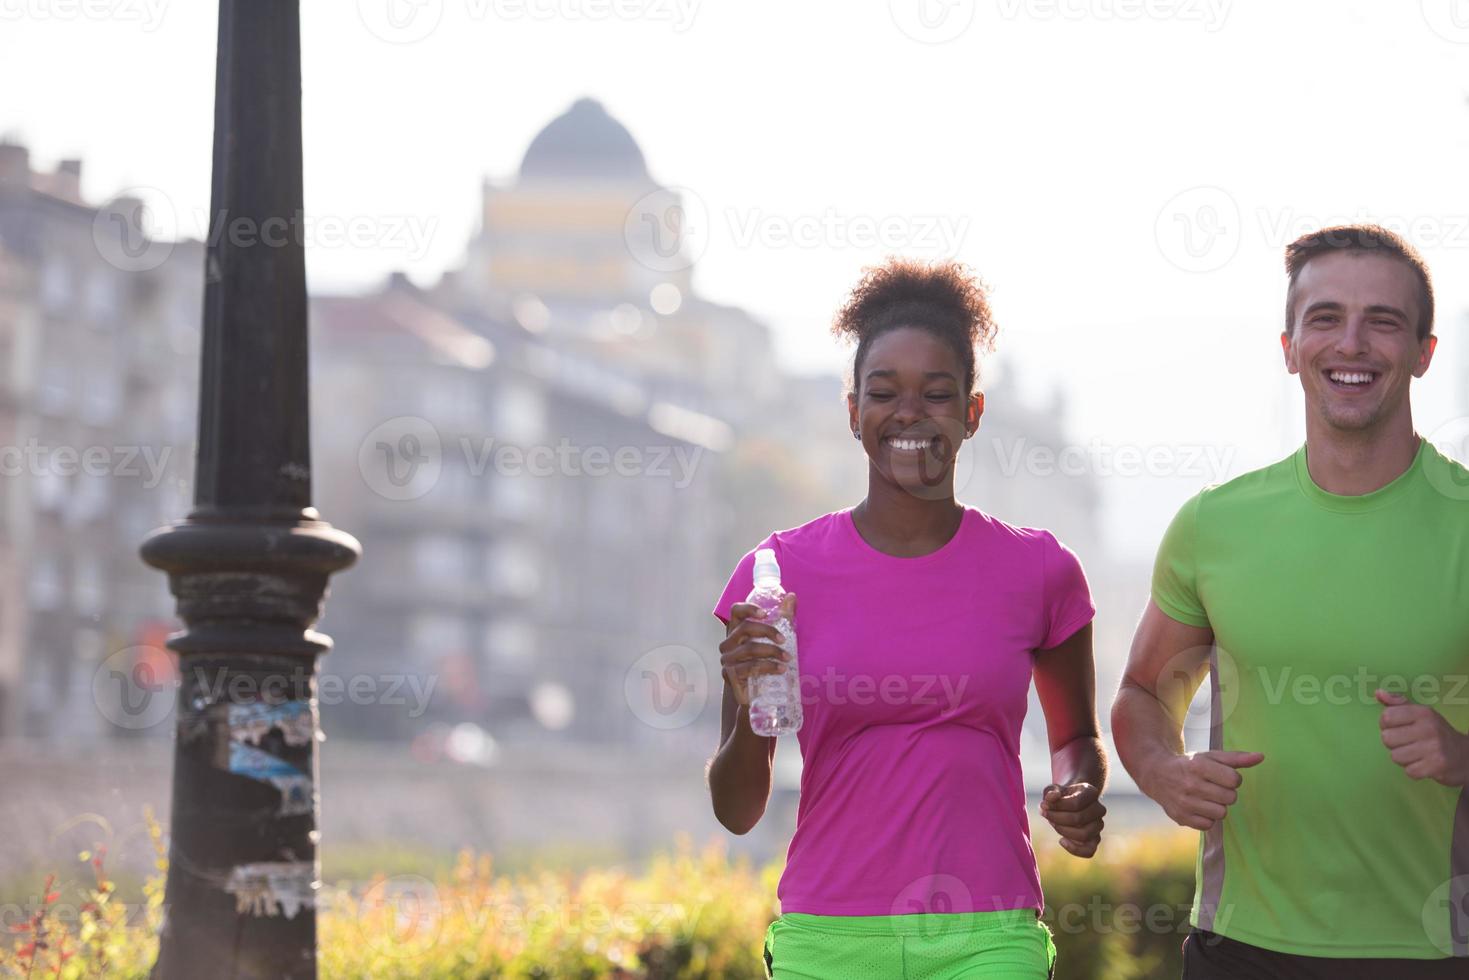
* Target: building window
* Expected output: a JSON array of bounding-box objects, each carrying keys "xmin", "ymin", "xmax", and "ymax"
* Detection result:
[
  {"xmin": 30, "ymin": 555, "xmax": 64, "ymax": 612},
  {"xmin": 483, "ymin": 617, "xmax": 534, "ymax": 674},
  {"xmin": 37, "ymin": 358, "xmax": 72, "ymax": 415},
  {"xmin": 408, "ymin": 613, "xmax": 470, "ymax": 665},
  {"xmin": 40, "ymin": 259, "xmax": 71, "ymax": 314},
  {"xmin": 494, "ymin": 381, "xmax": 545, "ymax": 445},
  {"xmin": 487, "ymin": 539, "xmax": 539, "ymax": 598},
  {"xmin": 34, "ymin": 468, "xmax": 67, "ymax": 513},
  {"xmin": 73, "ymin": 554, "xmax": 105, "ymax": 619},
  {"xmin": 411, "ymin": 534, "xmax": 473, "ymax": 583}
]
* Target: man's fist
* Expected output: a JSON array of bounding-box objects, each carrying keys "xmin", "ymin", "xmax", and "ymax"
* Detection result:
[
  {"xmin": 1146, "ymin": 750, "xmax": 1264, "ymax": 832},
  {"xmin": 1376, "ymin": 689, "xmax": 1469, "ymax": 788},
  {"xmin": 1039, "ymin": 782, "xmax": 1105, "ymax": 858}
]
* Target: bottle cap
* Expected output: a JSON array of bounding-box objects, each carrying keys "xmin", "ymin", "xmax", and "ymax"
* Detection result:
[{"xmin": 753, "ymin": 547, "xmax": 780, "ymax": 585}]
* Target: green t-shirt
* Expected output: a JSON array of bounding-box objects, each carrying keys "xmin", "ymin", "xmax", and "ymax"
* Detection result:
[{"xmin": 1152, "ymin": 437, "xmax": 1469, "ymax": 959}]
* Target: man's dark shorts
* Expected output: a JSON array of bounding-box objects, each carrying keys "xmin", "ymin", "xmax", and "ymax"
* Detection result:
[{"xmin": 1182, "ymin": 928, "xmax": 1466, "ymax": 979}]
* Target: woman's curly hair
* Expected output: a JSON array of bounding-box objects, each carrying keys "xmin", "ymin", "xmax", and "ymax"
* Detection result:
[{"xmin": 831, "ymin": 258, "xmax": 997, "ymax": 397}]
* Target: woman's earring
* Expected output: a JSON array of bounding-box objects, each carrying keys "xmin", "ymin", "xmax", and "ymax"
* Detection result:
[{"xmin": 853, "ymin": 429, "xmax": 861, "ymax": 440}]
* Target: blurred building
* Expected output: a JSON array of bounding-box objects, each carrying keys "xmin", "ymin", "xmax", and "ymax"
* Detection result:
[
  {"xmin": 309, "ymin": 97, "xmax": 1106, "ymax": 763},
  {"xmin": 0, "ymin": 101, "xmax": 1106, "ymax": 760},
  {"xmin": 310, "ymin": 98, "xmax": 803, "ymax": 750},
  {"xmin": 0, "ymin": 141, "xmax": 198, "ymax": 737}
]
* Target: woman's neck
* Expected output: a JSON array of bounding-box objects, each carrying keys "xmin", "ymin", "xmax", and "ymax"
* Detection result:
[{"xmin": 853, "ymin": 485, "xmax": 964, "ymax": 557}]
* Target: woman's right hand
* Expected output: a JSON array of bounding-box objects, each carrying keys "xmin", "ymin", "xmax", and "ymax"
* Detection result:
[{"xmin": 719, "ymin": 593, "xmax": 796, "ymax": 706}]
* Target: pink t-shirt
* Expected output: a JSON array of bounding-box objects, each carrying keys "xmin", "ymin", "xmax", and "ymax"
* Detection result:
[{"xmin": 712, "ymin": 505, "xmax": 1094, "ymax": 916}]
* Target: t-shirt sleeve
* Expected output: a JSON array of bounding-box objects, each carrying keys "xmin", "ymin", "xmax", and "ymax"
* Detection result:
[
  {"xmin": 712, "ymin": 533, "xmax": 777, "ymax": 626},
  {"xmin": 1039, "ymin": 531, "xmax": 1096, "ymax": 650},
  {"xmin": 1151, "ymin": 492, "xmax": 1210, "ymax": 627}
]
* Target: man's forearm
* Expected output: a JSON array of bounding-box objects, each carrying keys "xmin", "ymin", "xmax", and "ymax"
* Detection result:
[{"xmin": 1111, "ymin": 682, "xmax": 1186, "ymax": 799}]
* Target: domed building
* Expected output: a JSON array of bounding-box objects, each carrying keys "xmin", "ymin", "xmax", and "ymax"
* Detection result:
[
  {"xmin": 517, "ymin": 97, "xmax": 651, "ymax": 183},
  {"xmin": 444, "ymin": 96, "xmax": 780, "ymax": 426},
  {"xmin": 460, "ymin": 99, "xmax": 687, "ymax": 309}
]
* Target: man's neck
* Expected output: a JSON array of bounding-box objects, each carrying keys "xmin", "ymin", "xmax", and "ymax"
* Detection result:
[{"xmin": 1303, "ymin": 411, "xmax": 1421, "ymax": 496}]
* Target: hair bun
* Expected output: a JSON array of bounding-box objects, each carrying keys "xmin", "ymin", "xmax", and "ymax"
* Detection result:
[{"xmin": 831, "ymin": 257, "xmax": 996, "ymax": 395}]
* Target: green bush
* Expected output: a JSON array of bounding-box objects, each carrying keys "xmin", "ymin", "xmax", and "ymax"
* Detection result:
[{"xmin": 2, "ymin": 815, "xmax": 1197, "ymax": 979}]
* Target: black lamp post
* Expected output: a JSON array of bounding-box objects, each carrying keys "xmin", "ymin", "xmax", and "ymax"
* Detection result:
[{"xmin": 139, "ymin": 3, "xmax": 360, "ymax": 977}]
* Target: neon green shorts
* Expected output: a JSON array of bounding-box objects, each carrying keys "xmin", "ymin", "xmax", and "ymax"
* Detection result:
[{"xmin": 762, "ymin": 908, "xmax": 1057, "ymax": 979}]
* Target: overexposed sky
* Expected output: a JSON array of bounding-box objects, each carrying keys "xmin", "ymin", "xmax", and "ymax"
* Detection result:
[{"xmin": 4, "ymin": 0, "xmax": 1469, "ymax": 556}]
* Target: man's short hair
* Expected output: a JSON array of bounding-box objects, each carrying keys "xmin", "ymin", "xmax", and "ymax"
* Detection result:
[{"xmin": 1283, "ymin": 224, "xmax": 1434, "ymax": 340}]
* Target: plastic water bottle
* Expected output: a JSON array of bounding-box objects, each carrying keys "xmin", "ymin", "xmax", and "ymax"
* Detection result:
[{"xmin": 746, "ymin": 548, "xmax": 802, "ymax": 736}]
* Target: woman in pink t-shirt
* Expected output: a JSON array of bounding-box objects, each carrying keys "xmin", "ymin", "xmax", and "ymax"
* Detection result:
[{"xmin": 708, "ymin": 259, "xmax": 1107, "ymax": 979}]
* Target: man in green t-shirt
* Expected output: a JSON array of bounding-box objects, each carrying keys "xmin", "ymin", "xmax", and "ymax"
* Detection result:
[{"xmin": 1112, "ymin": 224, "xmax": 1469, "ymax": 977}]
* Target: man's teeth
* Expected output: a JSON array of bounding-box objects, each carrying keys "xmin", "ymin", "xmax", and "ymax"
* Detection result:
[
  {"xmin": 886, "ymin": 437, "xmax": 933, "ymax": 451},
  {"xmin": 1329, "ymin": 371, "xmax": 1375, "ymax": 385}
]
